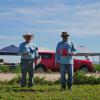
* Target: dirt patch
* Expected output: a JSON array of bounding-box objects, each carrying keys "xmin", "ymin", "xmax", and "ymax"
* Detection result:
[
  {"xmin": 0, "ymin": 73, "xmax": 16, "ymax": 81},
  {"xmin": 0, "ymin": 73, "xmax": 100, "ymax": 82}
]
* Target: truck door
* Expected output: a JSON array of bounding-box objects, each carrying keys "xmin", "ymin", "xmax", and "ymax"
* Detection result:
[{"xmin": 39, "ymin": 53, "xmax": 54, "ymax": 70}]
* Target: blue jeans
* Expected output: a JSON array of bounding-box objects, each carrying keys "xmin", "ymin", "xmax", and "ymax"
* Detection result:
[
  {"xmin": 21, "ymin": 59, "xmax": 34, "ymax": 87},
  {"xmin": 60, "ymin": 64, "xmax": 73, "ymax": 89}
]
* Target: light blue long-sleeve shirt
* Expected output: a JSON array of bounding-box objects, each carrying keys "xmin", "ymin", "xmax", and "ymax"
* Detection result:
[
  {"xmin": 55, "ymin": 41, "xmax": 77, "ymax": 64},
  {"xmin": 19, "ymin": 42, "xmax": 39, "ymax": 59}
]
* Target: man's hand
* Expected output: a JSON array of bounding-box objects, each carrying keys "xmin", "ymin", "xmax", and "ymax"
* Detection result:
[
  {"xmin": 67, "ymin": 53, "xmax": 73, "ymax": 56},
  {"xmin": 68, "ymin": 52, "xmax": 76, "ymax": 56},
  {"xmin": 55, "ymin": 62, "xmax": 60, "ymax": 66},
  {"xmin": 22, "ymin": 52, "xmax": 29, "ymax": 56}
]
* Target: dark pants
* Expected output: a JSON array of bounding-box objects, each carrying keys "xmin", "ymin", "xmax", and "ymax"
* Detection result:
[
  {"xmin": 60, "ymin": 64, "xmax": 73, "ymax": 89},
  {"xmin": 21, "ymin": 59, "xmax": 34, "ymax": 87}
]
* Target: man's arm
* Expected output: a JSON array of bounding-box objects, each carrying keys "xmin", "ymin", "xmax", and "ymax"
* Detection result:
[
  {"xmin": 18, "ymin": 44, "xmax": 29, "ymax": 56},
  {"xmin": 55, "ymin": 43, "xmax": 60, "ymax": 64},
  {"xmin": 34, "ymin": 47, "xmax": 40, "ymax": 59},
  {"xmin": 71, "ymin": 42, "xmax": 78, "ymax": 55},
  {"xmin": 18, "ymin": 44, "xmax": 23, "ymax": 55}
]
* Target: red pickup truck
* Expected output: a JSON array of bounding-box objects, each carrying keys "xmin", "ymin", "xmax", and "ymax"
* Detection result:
[{"xmin": 35, "ymin": 51, "xmax": 94, "ymax": 72}]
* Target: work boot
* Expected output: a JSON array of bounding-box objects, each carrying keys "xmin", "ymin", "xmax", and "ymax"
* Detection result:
[
  {"xmin": 60, "ymin": 85, "xmax": 66, "ymax": 91},
  {"xmin": 21, "ymin": 85, "xmax": 26, "ymax": 88},
  {"xmin": 68, "ymin": 87, "xmax": 74, "ymax": 91},
  {"xmin": 28, "ymin": 84, "xmax": 33, "ymax": 88}
]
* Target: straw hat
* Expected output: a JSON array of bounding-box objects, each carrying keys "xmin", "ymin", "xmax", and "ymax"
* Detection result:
[{"xmin": 23, "ymin": 32, "xmax": 34, "ymax": 38}]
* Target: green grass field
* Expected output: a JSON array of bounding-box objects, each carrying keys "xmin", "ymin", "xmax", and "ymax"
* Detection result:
[
  {"xmin": 94, "ymin": 64, "xmax": 100, "ymax": 72},
  {"xmin": 0, "ymin": 64, "xmax": 100, "ymax": 100},
  {"xmin": 0, "ymin": 84, "xmax": 100, "ymax": 100}
]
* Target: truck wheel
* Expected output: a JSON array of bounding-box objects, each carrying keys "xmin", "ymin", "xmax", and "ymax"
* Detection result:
[
  {"xmin": 80, "ymin": 65, "xmax": 89, "ymax": 73},
  {"xmin": 35, "ymin": 64, "xmax": 46, "ymax": 73}
]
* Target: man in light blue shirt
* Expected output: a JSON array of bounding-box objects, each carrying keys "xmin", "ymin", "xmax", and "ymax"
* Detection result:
[
  {"xmin": 19, "ymin": 32, "xmax": 39, "ymax": 88},
  {"xmin": 55, "ymin": 32, "xmax": 77, "ymax": 91}
]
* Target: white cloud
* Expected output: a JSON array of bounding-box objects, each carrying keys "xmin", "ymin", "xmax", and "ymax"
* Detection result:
[{"xmin": 0, "ymin": 1, "xmax": 100, "ymax": 36}]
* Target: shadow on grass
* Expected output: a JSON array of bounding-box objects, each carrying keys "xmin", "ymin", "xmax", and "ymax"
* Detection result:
[
  {"xmin": 5, "ymin": 89, "xmax": 60, "ymax": 93},
  {"xmin": 1, "ymin": 86, "xmax": 60, "ymax": 93}
]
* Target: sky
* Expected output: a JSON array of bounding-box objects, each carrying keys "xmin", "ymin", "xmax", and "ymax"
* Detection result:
[{"xmin": 0, "ymin": 0, "xmax": 100, "ymax": 52}]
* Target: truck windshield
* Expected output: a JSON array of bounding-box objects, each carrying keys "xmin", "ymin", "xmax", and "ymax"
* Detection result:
[{"xmin": 39, "ymin": 53, "xmax": 52, "ymax": 59}]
